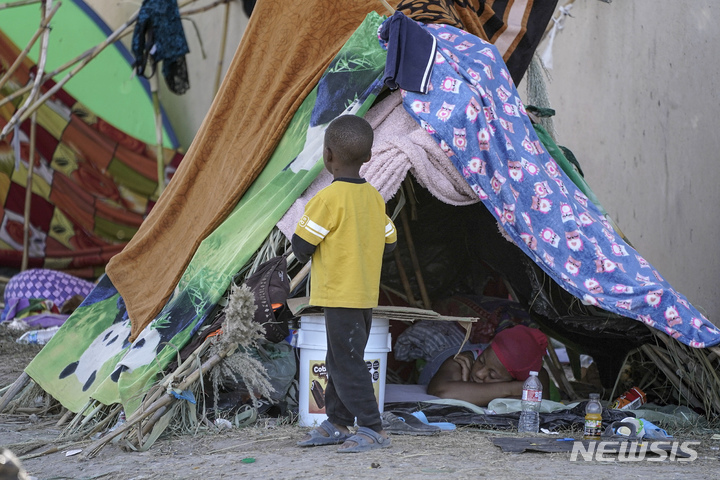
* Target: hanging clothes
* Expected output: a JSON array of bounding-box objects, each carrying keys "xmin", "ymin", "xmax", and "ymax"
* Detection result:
[{"xmin": 132, "ymin": 0, "xmax": 190, "ymax": 95}]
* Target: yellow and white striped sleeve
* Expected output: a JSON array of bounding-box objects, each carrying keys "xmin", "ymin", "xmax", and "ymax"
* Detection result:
[
  {"xmin": 294, "ymin": 197, "xmax": 333, "ymax": 246},
  {"xmin": 385, "ymin": 215, "xmax": 397, "ymax": 244}
]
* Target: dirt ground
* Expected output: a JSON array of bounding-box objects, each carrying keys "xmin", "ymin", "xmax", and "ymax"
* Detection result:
[{"xmin": 2, "ymin": 325, "xmax": 720, "ymax": 480}]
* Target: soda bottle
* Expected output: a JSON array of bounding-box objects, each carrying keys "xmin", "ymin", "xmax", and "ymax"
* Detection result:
[
  {"xmin": 584, "ymin": 393, "xmax": 603, "ymax": 440},
  {"xmin": 518, "ymin": 371, "xmax": 542, "ymax": 433}
]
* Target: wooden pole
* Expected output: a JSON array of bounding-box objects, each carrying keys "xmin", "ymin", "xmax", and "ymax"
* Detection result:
[
  {"xmin": 20, "ymin": 112, "xmax": 37, "ymax": 271},
  {"xmin": 0, "ymin": 0, "xmax": 42, "ymax": 9},
  {"xmin": 290, "ymin": 262, "xmax": 311, "ymax": 292},
  {"xmin": 151, "ymin": 76, "xmax": 165, "ymax": 198},
  {"xmin": 213, "ymin": 0, "xmax": 231, "ymax": 96},
  {"xmin": 0, "ymin": 1, "xmax": 61, "ymax": 92},
  {"xmin": 545, "ymin": 342, "xmax": 579, "ymax": 400},
  {"xmin": 378, "ymin": 0, "xmax": 395, "ymax": 15},
  {"xmin": 0, "ymin": 27, "xmax": 138, "ymax": 111},
  {"xmin": 392, "ymin": 248, "xmax": 417, "ymax": 306},
  {"xmin": 180, "ymin": 0, "xmax": 228, "ymax": 16},
  {"xmin": 399, "ymin": 207, "xmax": 431, "ymax": 309},
  {"xmin": 0, "ymin": 0, "xmax": 54, "ymax": 136},
  {"xmin": 0, "ymin": 372, "xmax": 30, "ymax": 413}
]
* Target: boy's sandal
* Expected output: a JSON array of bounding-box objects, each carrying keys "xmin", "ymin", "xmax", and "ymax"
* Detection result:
[
  {"xmin": 296, "ymin": 420, "xmax": 351, "ymax": 447},
  {"xmin": 337, "ymin": 426, "xmax": 392, "ymax": 453}
]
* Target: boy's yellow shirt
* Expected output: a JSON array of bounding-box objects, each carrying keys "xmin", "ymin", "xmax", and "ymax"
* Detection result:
[{"xmin": 294, "ymin": 179, "xmax": 396, "ymax": 308}]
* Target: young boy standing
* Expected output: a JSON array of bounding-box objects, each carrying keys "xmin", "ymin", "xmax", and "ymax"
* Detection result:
[{"xmin": 292, "ymin": 115, "xmax": 397, "ymax": 453}]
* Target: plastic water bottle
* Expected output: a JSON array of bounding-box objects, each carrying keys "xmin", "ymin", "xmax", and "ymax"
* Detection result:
[
  {"xmin": 583, "ymin": 393, "xmax": 603, "ymax": 439},
  {"xmin": 518, "ymin": 370, "xmax": 542, "ymax": 433},
  {"xmin": 16, "ymin": 326, "xmax": 61, "ymax": 345}
]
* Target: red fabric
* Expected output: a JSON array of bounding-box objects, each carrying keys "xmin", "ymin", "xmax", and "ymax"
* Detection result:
[{"xmin": 490, "ymin": 325, "xmax": 548, "ymax": 381}]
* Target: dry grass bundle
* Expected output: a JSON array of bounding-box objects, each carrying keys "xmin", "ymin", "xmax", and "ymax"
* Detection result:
[
  {"xmin": 208, "ymin": 283, "xmax": 274, "ymax": 412},
  {"xmin": 611, "ymin": 330, "xmax": 720, "ymax": 427}
]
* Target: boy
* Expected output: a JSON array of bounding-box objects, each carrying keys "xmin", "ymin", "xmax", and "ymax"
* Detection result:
[{"xmin": 292, "ymin": 115, "xmax": 397, "ymax": 453}]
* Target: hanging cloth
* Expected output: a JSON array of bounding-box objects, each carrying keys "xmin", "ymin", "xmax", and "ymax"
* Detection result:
[{"xmin": 132, "ymin": 0, "xmax": 190, "ymax": 95}]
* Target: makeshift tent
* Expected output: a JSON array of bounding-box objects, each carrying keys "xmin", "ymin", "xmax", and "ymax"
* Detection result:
[{"xmin": 3, "ymin": 0, "xmax": 720, "ymax": 452}]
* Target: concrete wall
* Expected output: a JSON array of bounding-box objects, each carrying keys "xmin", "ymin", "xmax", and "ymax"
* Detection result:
[
  {"xmin": 85, "ymin": 0, "xmax": 249, "ymax": 149},
  {"xmin": 534, "ymin": 1, "xmax": 719, "ymax": 323}
]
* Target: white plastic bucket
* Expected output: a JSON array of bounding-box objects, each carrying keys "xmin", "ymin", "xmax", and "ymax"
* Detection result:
[{"xmin": 296, "ymin": 315, "xmax": 391, "ymax": 428}]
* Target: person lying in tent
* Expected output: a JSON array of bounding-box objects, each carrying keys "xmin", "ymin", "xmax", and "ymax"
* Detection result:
[{"xmin": 426, "ymin": 325, "xmax": 550, "ymax": 407}]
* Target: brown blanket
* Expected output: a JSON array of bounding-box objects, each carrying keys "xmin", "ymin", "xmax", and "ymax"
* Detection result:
[
  {"xmin": 108, "ymin": 0, "xmax": 391, "ymax": 340},
  {"xmin": 108, "ymin": 0, "xmax": 556, "ymax": 340}
]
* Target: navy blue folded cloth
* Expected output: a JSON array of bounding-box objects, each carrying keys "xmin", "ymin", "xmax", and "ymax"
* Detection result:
[{"xmin": 379, "ymin": 11, "xmax": 436, "ymax": 94}]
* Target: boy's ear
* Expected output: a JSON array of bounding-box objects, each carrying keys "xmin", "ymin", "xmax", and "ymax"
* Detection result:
[{"xmin": 323, "ymin": 146, "xmax": 333, "ymax": 163}]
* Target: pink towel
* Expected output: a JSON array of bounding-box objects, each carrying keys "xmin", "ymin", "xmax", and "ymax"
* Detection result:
[{"xmin": 277, "ymin": 91, "xmax": 478, "ymax": 239}]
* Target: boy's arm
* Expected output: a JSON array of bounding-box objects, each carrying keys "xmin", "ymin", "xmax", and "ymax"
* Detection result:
[
  {"xmin": 384, "ymin": 215, "xmax": 397, "ymax": 254},
  {"xmin": 291, "ymin": 234, "xmax": 316, "ymax": 263},
  {"xmin": 293, "ymin": 197, "xmax": 334, "ymax": 263}
]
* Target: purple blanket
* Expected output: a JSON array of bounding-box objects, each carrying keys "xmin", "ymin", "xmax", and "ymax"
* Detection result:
[{"xmin": 2, "ymin": 269, "xmax": 94, "ymax": 323}]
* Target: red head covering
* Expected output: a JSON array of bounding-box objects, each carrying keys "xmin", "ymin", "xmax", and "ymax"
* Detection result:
[{"xmin": 490, "ymin": 325, "xmax": 548, "ymax": 381}]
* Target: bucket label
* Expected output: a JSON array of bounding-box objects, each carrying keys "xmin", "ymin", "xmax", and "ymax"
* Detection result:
[
  {"xmin": 366, "ymin": 359, "xmax": 381, "ymax": 400},
  {"xmin": 306, "ymin": 358, "xmax": 382, "ymax": 414},
  {"xmin": 309, "ymin": 360, "xmax": 328, "ymax": 414}
]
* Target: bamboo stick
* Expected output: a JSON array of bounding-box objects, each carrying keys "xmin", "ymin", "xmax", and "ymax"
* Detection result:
[
  {"xmin": 0, "ymin": 1, "xmax": 61, "ymax": 91},
  {"xmin": 399, "ymin": 207, "xmax": 431, "ymax": 309},
  {"xmin": 213, "ymin": 0, "xmax": 231, "ymax": 96},
  {"xmin": 393, "ymin": 248, "xmax": 417, "ymax": 306},
  {"xmin": 290, "ymin": 262, "xmax": 311, "ymax": 292},
  {"xmin": 378, "ymin": 283, "xmax": 423, "ymax": 309},
  {"xmin": 0, "ymin": 372, "xmax": 30, "ymax": 413},
  {"xmin": 151, "ymin": 76, "xmax": 165, "ymax": 198},
  {"xmin": 85, "ymin": 343, "xmax": 237, "ymax": 457},
  {"xmin": 140, "ymin": 405, "xmax": 167, "ymax": 438},
  {"xmin": 180, "ymin": 0, "xmax": 227, "ymax": 16},
  {"xmin": 18, "ymin": 1, "xmax": 53, "ymax": 271},
  {"xmin": 378, "ymin": 0, "xmax": 395, "ymax": 15},
  {"xmin": 85, "ymin": 405, "xmax": 122, "ymax": 437},
  {"xmin": 60, "ymin": 400, "xmax": 93, "ymax": 437},
  {"xmin": 1, "ymin": 0, "xmax": 54, "ymax": 138},
  {"xmin": 20, "ymin": 111, "xmax": 37, "ymax": 271},
  {"xmin": 18, "ymin": 446, "xmax": 58, "ymax": 461},
  {"xmin": 0, "ymin": 0, "xmax": 42, "ymax": 9},
  {"xmin": 77, "ymin": 401, "xmax": 104, "ymax": 429},
  {"xmin": 55, "ymin": 408, "xmax": 73, "ymax": 427},
  {"xmin": 0, "ymin": 26, "xmax": 137, "ymax": 110},
  {"xmin": 545, "ymin": 343, "xmax": 579, "ymax": 400}
]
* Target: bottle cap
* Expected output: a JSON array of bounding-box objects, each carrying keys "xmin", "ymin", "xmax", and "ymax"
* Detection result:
[{"xmin": 529, "ymin": 371, "xmax": 538, "ymax": 376}]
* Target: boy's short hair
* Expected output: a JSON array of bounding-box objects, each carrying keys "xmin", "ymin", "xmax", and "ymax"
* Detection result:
[{"xmin": 324, "ymin": 115, "xmax": 374, "ymax": 165}]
